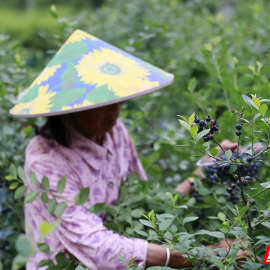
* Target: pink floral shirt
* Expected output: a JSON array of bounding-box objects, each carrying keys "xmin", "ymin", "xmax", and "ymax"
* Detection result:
[{"xmin": 24, "ymin": 119, "xmax": 148, "ymax": 269}]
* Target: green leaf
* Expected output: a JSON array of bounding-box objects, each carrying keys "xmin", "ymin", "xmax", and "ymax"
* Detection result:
[
  {"xmin": 188, "ymin": 112, "xmax": 195, "ymax": 126},
  {"xmin": 18, "ymin": 166, "xmax": 25, "ymax": 181},
  {"xmin": 173, "ymin": 194, "xmax": 178, "ymax": 203},
  {"xmin": 41, "ymin": 176, "xmax": 50, "ymax": 192},
  {"xmin": 225, "ymin": 149, "xmax": 232, "ymax": 161},
  {"xmin": 212, "ymin": 257, "xmax": 225, "ymax": 269},
  {"xmin": 139, "ymin": 219, "xmax": 155, "ymax": 229},
  {"xmin": 260, "ymin": 66, "xmax": 270, "ymax": 75},
  {"xmin": 37, "ymin": 243, "xmax": 50, "ymax": 253},
  {"xmin": 178, "ymin": 120, "xmax": 190, "ymax": 131},
  {"xmin": 41, "ymin": 192, "xmax": 49, "ymax": 203},
  {"xmin": 148, "ymin": 210, "xmax": 154, "ymax": 218},
  {"xmin": 10, "ymin": 164, "xmax": 17, "ymax": 179},
  {"xmin": 159, "ymin": 219, "xmax": 173, "ymax": 230},
  {"xmin": 14, "ymin": 186, "xmax": 27, "ymax": 199},
  {"xmin": 128, "ymin": 256, "xmax": 137, "ymax": 266},
  {"xmin": 9, "ymin": 182, "xmax": 19, "ymax": 190},
  {"xmin": 48, "ymin": 198, "xmax": 57, "ymax": 215},
  {"xmin": 239, "ymin": 205, "xmax": 249, "ymax": 216},
  {"xmin": 210, "ymin": 148, "xmax": 218, "ymax": 156},
  {"xmin": 242, "ymin": 94, "xmax": 252, "ymax": 108},
  {"xmin": 229, "ymin": 165, "xmax": 237, "ymax": 174},
  {"xmin": 38, "ymin": 260, "xmax": 50, "ymax": 267},
  {"xmin": 25, "ymin": 190, "xmax": 39, "ymax": 203},
  {"xmin": 134, "ymin": 230, "xmax": 148, "ymax": 237},
  {"xmin": 89, "ymin": 203, "xmax": 107, "ymax": 215},
  {"xmin": 183, "ymin": 216, "xmax": 199, "ymax": 224},
  {"xmin": 259, "ymin": 104, "xmax": 268, "ymax": 115},
  {"xmin": 207, "ymin": 231, "xmax": 225, "ymax": 239},
  {"xmin": 15, "ymin": 234, "xmax": 31, "ymax": 257},
  {"xmin": 117, "ymin": 254, "xmax": 126, "ymax": 264},
  {"xmin": 30, "ymin": 172, "xmax": 37, "ymax": 186},
  {"xmin": 55, "ymin": 202, "xmax": 66, "ymax": 218},
  {"xmin": 5, "ymin": 175, "xmax": 14, "ymax": 181},
  {"xmin": 57, "ymin": 176, "xmax": 66, "ymax": 195},
  {"xmin": 195, "ymin": 129, "xmax": 210, "ymax": 143},
  {"xmin": 75, "ymin": 266, "xmax": 85, "ymax": 270},
  {"xmin": 76, "ymin": 187, "xmax": 90, "ymax": 205},
  {"xmin": 190, "ymin": 126, "xmax": 198, "ymax": 139},
  {"xmin": 188, "ymin": 78, "xmax": 197, "ymax": 92},
  {"xmin": 166, "ymin": 192, "xmax": 173, "ymax": 200}
]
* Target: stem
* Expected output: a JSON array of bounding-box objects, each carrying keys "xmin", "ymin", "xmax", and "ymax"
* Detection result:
[
  {"xmin": 252, "ymin": 215, "xmax": 270, "ymax": 228},
  {"xmin": 236, "ymin": 168, "xmax": 257, "ymax": 261},
  {"xmin": 250, "ymin": 188, "xmax": 270, "ymax": 199},
  {"xmin": 236, "ymin": 133, "xmax": 241, "ymax": 159},
  {"xmin": 213, "ymin": 137, "xmax": 226, "ymax": 153},
  {"xmin": 251, "ymin": 108, "xmax": 254, "ymax": 157}
]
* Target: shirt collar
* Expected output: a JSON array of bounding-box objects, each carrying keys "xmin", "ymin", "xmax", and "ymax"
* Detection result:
[{"xmin": 65, "ymin": 123, "xmax": 114, "ymax": 171}]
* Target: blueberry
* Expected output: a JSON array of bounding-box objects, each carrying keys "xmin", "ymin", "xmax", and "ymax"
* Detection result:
[
  {"xmin": 199, "ymin": 120, "xmax": 205, "ymax": 126},
  {"xmin": 191, "ymin": 182, "xmax": 195, "ymax": 186},
  {"xmin": 247, "ymin": 157, "xmax": 252, "ymax": 163},
  {"xmin": 227, "ymin": 187, "xmax": 233, "ymax": 193},
  {"xmin": 236, "ymin": 180, "xmax": 240, "ymax": 186},
  {"xmin": 196, "ymin": 196, "xmax": 203, "ymax": 202},
  {"xmin": 193, "ymin": 209, "xmax": 198, "ymax": 213},
  {"xmin": 235, "ymin": 187, "xmax": 239, "ymax": 192},
  {"xmin": 209, "ymin": 135, "xmax": 214, "ymax": 140},
  {"xmin": 236, "ymin": 130, "xmax": 241, "ymax": 136},
  {"xmin": 236, "ymin": 124, "xmax": 242, "ymax": 130},
  {"xmin": 194, "ymin": 192, "xmax": 198, "ymax": 198},
  {"xmin": 211, "ymin": 180, "xmax": 216, "ymax": 184},
  {"xmin": 245, "ymin": 176, "xmax": 251, "ymax": 181},
  {"xmin": 249, "ymin": 199, "xmax": 255, "ymax": 205},
  {"xmin": 203, "ymin": 136, "xmax": 209, "ymax": 142},
  {"xmin": 198, "ymin": 126, "xmax": 203, "ymax": 133},
  {"xmin": 231, "ymin": 184, "xmax": 236, "ymax": 189},
  {"xmin": 250, "ymin": 209, "xmax": 257, "ymax": 215},
  {"xmin": 236, "ymin": 195, "xmax": 241, "ymax": 200},
  {"xmin": 194, "ymin": 117, "xmax": 200, "ymax": 123},
  {"xmin": 243, "ymin": 181, "xmax": 249, "ymax": 186},
  {"xmin": 211, "ymin": 119, "xmax": 216, "ymax": 125},
  {"xmin": 212, "ymin": 125, "xmax": 219, "ymax": 131},
  {"xmin": 205, "ymin": 116, "xmax": 211, "ymax": 122},
  {"xmin": 210, "ymin": 129, "xmax": 214, "ymax": 134},
  {"xmin": 224, "ymin": 164, "xmax": 230, "ymax": 170},
  {"xmin": 223, "ymin": 192, "xmax": 228, "ymax": 197},
  {"xmin": 231, "ymin": 199, "xmax": 237, "ymax": 205},
  {"xmin": 223, "ymin": 181, "xmax": 228, "ymax": 186},
  {"xmin": 210, "ymin": 175, "xmax": 215, "ymax": 180},
  {"xmin": 238, "ymin": 163, "xmax": 244, "ymax": 169}
]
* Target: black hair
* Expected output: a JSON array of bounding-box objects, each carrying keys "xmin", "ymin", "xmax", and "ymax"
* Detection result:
[{"xmin": 37, "ymin": 116, "xmax": 70, "ymax": 147}]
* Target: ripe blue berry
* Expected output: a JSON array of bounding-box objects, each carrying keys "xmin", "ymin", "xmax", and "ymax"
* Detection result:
[
  {"xmin": 247, "ymin": 157, "xmax": 252, "ymax": 163},
  {"xmin": 194, "ymin": 117, "xmax": 200, "ymax": 123},
  {"xmin": 209, "ymin": 135, "xmax": 214, "ymax": 140},
  {"xmin": 224, "ymin": 164, "xmax": 230, "ymax": 170},
  {"xmin": 211, "ymin": 180, "xmax": 216, "ymax": 184},
  {"xmin": 236, "ymin": 180, "xmax": 240, "ymax": 186},
  {"xmin": 191, "ymin": 182, "xmax": 195, "ymax": 186},
  {"xmin": 243, "ymin": 181, "xmax": 249, "ymax": 186},
  {"xmin": 223, "ymin": 192, "xmax": 228, "ymax": 197},
  {"xmin": 199, "ymin": 120, "xmax": 205, "ymax": 126},
  {"xmin": 212, "ymin": 125, "xmax": 219, "ymax": 131},
  {"xmin": 231, "ymin": 184, "xmax": 236, "ymax": 189},
  {"xmin": 203, "ymin": 136, "xmax": 209, "ymax": 142},
  {"xmin": 250, "ymin": 209, "xmax": 257, "ymax": 215},
  {"xmin": 236, "ymin": 130, "xmax": 241, "ymax": 136},
  {"xmin": 205, "ymin": 116, "xmax": 211, "ymax": 122},
  {"xmin": 249, "ymin": 199, "xmax": 255, "ymax": 205},
  {"xmin": 227, "ymin": 187, "xmax": 233, "ymax": 193},
  {"xmin": 223, "ymin": 181, "xmax": 227, "ymax": 186},
  {"xmin": 238, "ymin": 163, "xmax": 244, "ymax": 169},
  {"xmin": 211, "ymin": 119, "xmax": 216, "ymax": 125},
  {"xmin": 245, "ymin": 176, "xmax": 251, "ymax": 181},
  {"xmin": 236, "ymin": 124, "xmax": 242, "ymax": 130},
  {"xmin": 198, "ymin": 126, "xmax": 203, "ymax": 133}
]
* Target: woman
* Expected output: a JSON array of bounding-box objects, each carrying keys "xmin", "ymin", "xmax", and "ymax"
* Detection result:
[{"xmin": 10, "ymin": 30, "xmax": 245, "ymax": 269}]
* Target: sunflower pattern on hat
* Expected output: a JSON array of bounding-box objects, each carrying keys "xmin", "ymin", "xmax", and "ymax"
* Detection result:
[{"xmin": 10, "ymin": 29, "xmax": 174, "ymax": 118}]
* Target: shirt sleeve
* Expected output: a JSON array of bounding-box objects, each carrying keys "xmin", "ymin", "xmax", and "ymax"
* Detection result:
[
  {"xmin": 26, "ymin": 159, "xmax": 148, "ymax": 270},
  {"xmin": 118, "ymin": 119, "xmax": 148, "ymax": 181}
]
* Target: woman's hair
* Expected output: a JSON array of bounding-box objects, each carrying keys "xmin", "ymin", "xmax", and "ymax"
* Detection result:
[{"xmin": 37, "ymin": 116, "xmax": 70, "ymax": 147}]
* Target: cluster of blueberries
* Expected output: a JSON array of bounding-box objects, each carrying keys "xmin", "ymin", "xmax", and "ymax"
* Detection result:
[
  {"xmin": 194, "ymin": 116, "xmax": 218, "ymax": 142},
  {"xmin": 193, "ymin": 208, "xmax": 205, "ymax": 219}
]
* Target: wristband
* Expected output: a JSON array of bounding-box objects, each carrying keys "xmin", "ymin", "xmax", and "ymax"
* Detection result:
[{"xmin": 165, "ymin": 247, "xmax": 170, "ymax": 267}]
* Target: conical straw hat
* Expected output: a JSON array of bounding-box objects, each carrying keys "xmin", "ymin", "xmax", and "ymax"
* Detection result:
[{"xmin": 10, "ymin": 29, "xmax": 174, "ymax": 118}]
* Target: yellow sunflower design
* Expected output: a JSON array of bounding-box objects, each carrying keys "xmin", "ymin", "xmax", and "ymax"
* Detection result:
[
  {"xmin": 67, "ymin": 29, "xmax": 98, "ymax": 43},
  {"xmin": 11, "ymin": 84, "xmax": 55, "ymax": 115},
  {"xmin": 62, "ymin": 100, "xmax": 93, "ymax": 111},
  {"xmin": 75, "ymin": 47, "xmax": 159, "ymax": 97}
]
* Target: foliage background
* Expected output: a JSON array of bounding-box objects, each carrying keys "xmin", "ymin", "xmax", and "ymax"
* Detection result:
[{"xmin": 1, "ymin": 0, "xmax": 270, "ymax": 269}]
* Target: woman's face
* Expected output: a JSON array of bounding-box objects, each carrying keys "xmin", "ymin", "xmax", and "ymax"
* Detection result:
[{"xmin": 71, "ymin": 102, "xmax": 123, "ymax": 136}]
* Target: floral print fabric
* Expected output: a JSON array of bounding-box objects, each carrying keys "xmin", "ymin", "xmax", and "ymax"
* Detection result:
[{"xmin": 24, "ymin": 119, "xmax": 148, "ymax": 269}]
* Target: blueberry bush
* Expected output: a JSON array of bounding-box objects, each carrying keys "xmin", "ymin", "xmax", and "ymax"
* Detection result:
[{"xmin": 2, "ymin": 0, "xmax": 270, "ymax": 269}]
